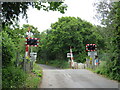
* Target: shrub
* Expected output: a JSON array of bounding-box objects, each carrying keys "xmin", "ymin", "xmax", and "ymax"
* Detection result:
[
  {"xmin": 25, "ymin": 64, "xmax": 42, "ymax": 88},
  {"xmin": 25, "ymin": 73, "xmax": 40, "ymax": 88},
  {"xmin": 95, "ymin": 61, "xmax": 107, "ymax": 74},
  {"xmin": 2, "ymin": 31, "xmax": 16, "ymax": 67},
  {"xmin": 2, "ymin": 66, "xmax": 27, "ymax": 88},
  {"xmin": 95, "ymin": 60, "xmax": 120, "ymax": 82},
  {"xmin": 32, "ymin": 70, "xmax": 42, "ymax": 77}
]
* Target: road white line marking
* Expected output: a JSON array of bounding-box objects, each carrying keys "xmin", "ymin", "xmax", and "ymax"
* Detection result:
[
  {"xmin": 64, "ymin": 73, "xmax": 72, "ymax": 79},
  {"xmin": 67, "ymin": 74, "xmax": 72, "ymax": 78}
]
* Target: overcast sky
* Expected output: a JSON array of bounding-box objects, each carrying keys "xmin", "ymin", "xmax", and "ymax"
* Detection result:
[{"xmin": 19, "ymin": 0, "xmax": 100, "ymax": 32}]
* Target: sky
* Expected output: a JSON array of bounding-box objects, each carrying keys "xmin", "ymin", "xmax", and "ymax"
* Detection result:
[{"xmin": 19, "ymin": 0, "xmax": 100, "ymax": 32}]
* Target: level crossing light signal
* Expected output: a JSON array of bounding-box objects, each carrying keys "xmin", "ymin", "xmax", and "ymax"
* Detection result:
[
  {"xmin": 27, "ymin": 39, "xmax": 37, "ymax": 45},
  {"xmin": 25, "ymin": 38, "xmax": 39, "ymax": 47},
  {"xmin": 88, "ymin": 45, "xmax": 95, "ymax": 50},
  {"xmin": 86, "ymin": 44, "xmax": 97, "ymax": 51}
]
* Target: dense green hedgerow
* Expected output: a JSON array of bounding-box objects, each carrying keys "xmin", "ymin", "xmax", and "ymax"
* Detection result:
[
  {"xmin": 2, "ymin": 66, "xmax": 27, "ymax": 88},
  {"xmin": 95, "ymin": 60, "xmax": 120, "ymax": 82}
]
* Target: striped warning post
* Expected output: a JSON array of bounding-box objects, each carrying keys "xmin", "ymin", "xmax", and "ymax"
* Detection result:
[
  {"xmin": 25, "ymin": 45, "xmax": 29, "ymax": 58},
  {"xmin": 70, "ymin": 46, "xmax": 74, "ymax": 68},
  {"xmin": 70, "ymin": 46, "xmax": 74, "ymax": 62}
]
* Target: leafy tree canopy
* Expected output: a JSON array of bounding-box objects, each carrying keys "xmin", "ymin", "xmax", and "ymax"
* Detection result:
[
  {"xmin": 2, "ymin": 24, "xmax": 40, "ymax": 67},
  {"xmin": 38, "ymin": 17, "xmax": 104, "ymax": 63},
  {"xmin": 94, "ymin": 1, "xmax": 120, "ymax": 81},
  {"xmin": 1, "ymin": 2, "xmax": 67, "ymax": 27}
]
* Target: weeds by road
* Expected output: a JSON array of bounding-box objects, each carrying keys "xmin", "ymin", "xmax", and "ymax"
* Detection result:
[{"xmin": 25, "ymin": 63, "xmax": 43, "ymax": 88}]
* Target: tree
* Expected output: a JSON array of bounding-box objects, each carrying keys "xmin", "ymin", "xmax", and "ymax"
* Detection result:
[
  {"xmin": 1, "ymin": 2, "xmax": 67, "ymax": 27},
  {"xmin": 38, "ymin": 17, "xmax": 103, "ymax": 63},
  {"xmin": 2, "ymin": 24, "xmax": 40, "ymax": 67},
  {"xmin": 2, "ymin": 31, "xmax": 16, "ymax": 67},
  {"xmin": 94, "ymin": 1, "xmax": 120, "ymax": 81},
  {"xmin": 2, "ymin": 24, "xmax": 41, "ymax": 87}
]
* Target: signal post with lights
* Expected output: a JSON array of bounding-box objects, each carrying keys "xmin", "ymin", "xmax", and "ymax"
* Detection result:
[
  {"xmin": 24, "ymin": 27, "xmax": 39, "ymax": 72},
  {"xmin": 86, "ymin": 44, "xmax": 98, "ymax": 67}
]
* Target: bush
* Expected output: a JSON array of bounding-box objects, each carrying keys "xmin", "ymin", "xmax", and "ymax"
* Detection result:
[
  {"xmin": 95, "ymin": 61, "xmax": 107, "ymax": 74},
  {"xmin": 2, "ymin": 31, "xmax": 16, "ymax": 67},
  {"xmin": 2, "ymin": 66, "xmax": 27, "ymax": 88},
  {"xmin": 36, "ymin": 59, "xmax": 46, "ymax": 64},
  {"xmin": 25, "ymin": 64, "xmax": 42, "ymax": 88},
  {"xmin": 32, "ymin": 64, "xmax": 43, "ymax": 77},
  {"xmin": 95, "ymin": 60, "xmax": 120, "ymax": 82},
  {"xmin": 32, "ymin": 70, "xmax": 42, "ymax": 77},
  {"xmin": 25, "ymin": 73, "xmax": 41, "ymax": 88}
]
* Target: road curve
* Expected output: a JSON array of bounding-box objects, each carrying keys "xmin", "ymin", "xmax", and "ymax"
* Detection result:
[{"xmin": 38, "ymin": 64, "xmax": 119, "ymax": 89}]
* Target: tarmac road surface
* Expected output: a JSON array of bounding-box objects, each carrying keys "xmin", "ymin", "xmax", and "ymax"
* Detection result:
[{"xmin": 38, "ymin": 64, "xmax": 119, "ymax": 89}]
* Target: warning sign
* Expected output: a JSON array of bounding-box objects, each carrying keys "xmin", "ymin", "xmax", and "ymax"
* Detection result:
[{"xmin": 67, "ymin": 53, "xmax": 71, "ymax": 57}]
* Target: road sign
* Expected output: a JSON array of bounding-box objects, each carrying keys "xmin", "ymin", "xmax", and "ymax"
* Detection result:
[
  {"xmin": 67, "ymin": 53, "xmax": 71, "ymax": 57},
  {"xmin": 88, "ymin": 51, "xmax": 97, "ymax": 56},
  {"xmin": 30, "ymin": 52, "xmax": 37, "ymax": 61},
  {"xmin": 95, "ymin": 59, "xmax": 99, "ymax": 65},
  {"xmin": 90, "ymin": 57, "xmax": 92, "ymax": 64}
]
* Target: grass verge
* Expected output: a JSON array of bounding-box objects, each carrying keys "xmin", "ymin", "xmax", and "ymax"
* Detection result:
[
  {"xmin": 25, "ymin": 63, "xmax": 43, "ymax": 88},
  {"xmin": 86, "ymin": 62, "xmax": 120, "ymax": 83}
]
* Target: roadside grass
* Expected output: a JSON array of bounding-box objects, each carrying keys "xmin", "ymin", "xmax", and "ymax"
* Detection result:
[
  {"xmin": 86, "ymin": 61, "xmax": 120, "ymax": 83},
  {"xmin": 25, "ymin": 63, "xmax": 43, "ymax": 88},
  {"xmin": 25, "ymin": 73, "xmax": 41, "ymax": 88},
  {"xmin": 86, "ymin": 67, "xmax": 96, "ymax": 72},
  {"xmin": 86, "ymin": 61, "xmax": 109, "ymax": 77}
]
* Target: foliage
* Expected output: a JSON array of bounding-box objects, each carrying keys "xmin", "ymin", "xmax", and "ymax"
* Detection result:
[
  {"xmin": 2, "ymin": 24, "xmax": 40, "ymax": 67},
  {"xmin": 2, "ymin": 31, "xmax": 16, "ymax": 67},
  {"xmin": 32, "ymin": 64, "xmax": 43, "ymax": 77},
  {"xmin": 95, "ymin": 60, "xmax": 120, "ymax": 81},
  {"xmin": 37, "ymin": 17, "xmax": 104, "ymax": 64},
  {"xmin": 32, "ymin": 70, "xmax": 42, "ymax": 77},
  {"xmin": 25, "ymin": 64, "xmax": 42, "ymax": 88},
  {"xmin": 2, "ymin": 26, "xmax": 29, "ymax": 88},
  {"xmin": 95, "ymin": 61, "xmax": 107, "ymax": 74},
  {"xmin": 2, "ymin": 2, "xmax": 67, "ymax": 27},
  {"xmin": 94, "ymin": 1, "xmax": 120, "ymax": 81},
  {"xmin": 2, "ymin": 24, "xmax": 41, "ymax": 88},
  {"xmin": 1, "ymin": 1, "xmax": 68, "ymax": 87},
  {"xmin": 2, "ymin": 66, "xmax": 27, "ymax": 88},
  {"xmin": 25, "ymin": 73, "xmax": 41, "ymax": 88}
]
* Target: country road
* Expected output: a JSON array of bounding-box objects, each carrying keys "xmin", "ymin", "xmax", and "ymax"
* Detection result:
[{"xmin": 38, "ymin": 64, "xmax": 119, "ymax": 89}]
